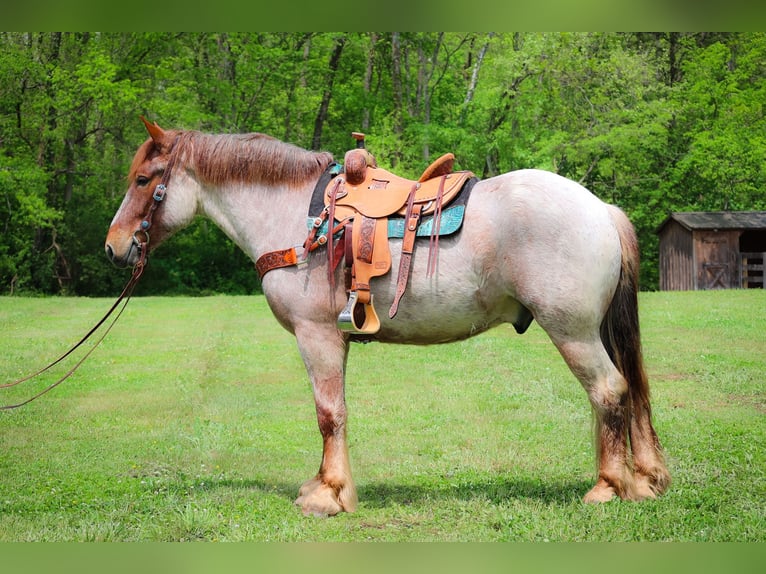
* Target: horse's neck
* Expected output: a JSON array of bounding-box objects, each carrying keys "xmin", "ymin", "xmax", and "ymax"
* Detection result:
[{"xmin": 198, "ymin": 180, "xmax": 314, "ymax": 263}]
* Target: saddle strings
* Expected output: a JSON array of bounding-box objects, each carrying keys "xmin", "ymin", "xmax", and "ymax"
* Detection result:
[
  {"xmin": 325, "ymin": 178, "xmax": 342, "ymax": 286},
  {"xmin": 426, "ymin": 175, "xmax": 447, "ymax": 277}
]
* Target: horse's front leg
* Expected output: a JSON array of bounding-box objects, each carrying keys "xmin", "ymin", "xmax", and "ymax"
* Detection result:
[{"xmin": 293, "ymin": 325, "xmax": 357, "ymax": 516}]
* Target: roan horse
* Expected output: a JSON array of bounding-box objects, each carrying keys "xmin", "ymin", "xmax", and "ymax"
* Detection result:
[{"xmin": 105, "ymin": 118, "xmax": 670, "ymax": 516}]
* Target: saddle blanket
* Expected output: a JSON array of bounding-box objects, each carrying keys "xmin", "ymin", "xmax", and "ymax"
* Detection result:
[
  {"xmin": 307, "ymin": 204, "xmax": 466, "ymax": 239},
  {"xmin": 306, "ymin": 164, "xmax": 477, "ymax": 240}
]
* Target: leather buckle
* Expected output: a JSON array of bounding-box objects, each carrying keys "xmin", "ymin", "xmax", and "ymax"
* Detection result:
[{"xmin": 294, "ymin": 244, "xmax": 309, "ymax": 267}]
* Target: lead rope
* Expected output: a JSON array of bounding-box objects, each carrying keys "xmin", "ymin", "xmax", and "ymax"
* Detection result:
[
  {"xmin": 0, "ymin": 250, "xmax": 147, "ymax": 410},
  {"xmin": 0, "ymin": 136, "xmax": 180, "ymax": 410}
]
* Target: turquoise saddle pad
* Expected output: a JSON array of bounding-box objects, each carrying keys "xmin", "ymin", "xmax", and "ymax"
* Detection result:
[{"xmin": 307, "ymin": 204, "xmax": 465, "ymax": 239}]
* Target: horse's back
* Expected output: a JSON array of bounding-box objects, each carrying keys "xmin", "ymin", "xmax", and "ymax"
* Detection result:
[
  {"xmin": 367, "ymin": 169, "xmax": 624, "ymax": 343},
  {"xmin": 474, "ymin": 168, "xmax": 616, "ymax": 231}
]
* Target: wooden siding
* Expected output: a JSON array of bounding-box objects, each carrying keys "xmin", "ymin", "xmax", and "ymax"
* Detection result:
[
  {"xmin": 657, "ymin": 211, "xmax": 766, "ymax": 291},
  {"xmin": 659, "ymin": 220, "xmax": 694, "ymax": 290},
  {"xmin": 694, "ymin": 229, "xmax": 741, "ymax": 289}
]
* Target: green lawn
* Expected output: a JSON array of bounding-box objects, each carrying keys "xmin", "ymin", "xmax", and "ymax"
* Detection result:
[{"xmin": 0, "ymin": 290, "xmax": 763, "ymax": 541}]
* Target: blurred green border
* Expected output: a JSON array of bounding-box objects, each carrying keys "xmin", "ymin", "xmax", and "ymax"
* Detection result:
[
  {"xmin": 3, "ymin": 1, "xmax": 763, "ymax": 569},
  {"xmin": 2, "ymin": 0, "xmax": 763, "ymax": 31},
  {"xmin": 1, "ymin": 542, "xmax": 764, "ymax": 573}
]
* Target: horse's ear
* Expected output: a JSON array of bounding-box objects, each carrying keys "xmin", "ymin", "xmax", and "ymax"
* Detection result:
[{"xmin": 140, "ymin": 115, "xmax": 165, "ymax": 144}]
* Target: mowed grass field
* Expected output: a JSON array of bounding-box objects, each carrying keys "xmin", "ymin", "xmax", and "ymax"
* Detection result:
[{"xmin": 0, "ymin": 290, "xmax": 763, "ymax": 541}]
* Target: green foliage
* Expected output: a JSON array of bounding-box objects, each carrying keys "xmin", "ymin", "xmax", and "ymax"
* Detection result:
[
  {"xmin": 669, "ymin": 39, "xmax": 766, "ymax": 212},
  {"xmin": 2, "ymin": 32, "xmax": 766, "ymax": 294},
  {"xmin": 0, "ymin": 154, "xmax": 60, "ymax": 293},
  {"xmin": 137, "ymin": 219, "xmax": 261, "ymax": 296}
]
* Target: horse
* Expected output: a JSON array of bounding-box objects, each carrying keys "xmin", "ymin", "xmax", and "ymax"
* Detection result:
[{"xmin": 105, "ymin": 118, "xmax": 670, "ymax": 516}]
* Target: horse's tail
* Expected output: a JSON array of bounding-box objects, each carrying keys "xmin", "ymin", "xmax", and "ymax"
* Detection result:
[
  {"xmin": 598, "ymin": 206, "xmax": 670, "ymax": 498},
  {"xmin": 600, "ymin": 205, "xmax": 652, "ymax": 431}
]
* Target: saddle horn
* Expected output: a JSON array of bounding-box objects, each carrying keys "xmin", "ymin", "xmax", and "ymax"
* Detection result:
[{"xmin": 345, "ymin": 132, "xmax": 377, "ymax": 186}]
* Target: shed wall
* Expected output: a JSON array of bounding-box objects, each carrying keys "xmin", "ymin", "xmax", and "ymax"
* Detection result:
[
  {"xmin": 694, "ymin": 229, "xmax": 741, "ymax": 289},
  {"xmin": 659, "ymin": 220, "xmax": 694, "ymax": 290}
]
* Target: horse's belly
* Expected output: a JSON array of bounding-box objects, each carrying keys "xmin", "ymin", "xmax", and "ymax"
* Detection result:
[
  {"xmin": 371, "ymin": 301, "xmax": 510, "ymax": 344},
  {"xmin": 367, "ymin": 252, "xmax": 526, "ymax": 344}
]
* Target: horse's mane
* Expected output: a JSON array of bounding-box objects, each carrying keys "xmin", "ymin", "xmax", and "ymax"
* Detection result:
[
  {"xmin": 132, "ymin": 130, "xmax": 334, "ymax": 188},
  {"xmin": 183, "ymin": 131, "xmax": 334, "ymax": 187}
]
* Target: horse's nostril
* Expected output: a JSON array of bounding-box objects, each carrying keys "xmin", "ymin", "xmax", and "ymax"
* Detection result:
[{"xmin": 105, "ymin": 243, "xmax": 114, "ymax": 261}]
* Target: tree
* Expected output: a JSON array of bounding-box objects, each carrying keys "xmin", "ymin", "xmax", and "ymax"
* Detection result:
[
  {"xmin": 666, "ymin": 35, "xmax": 766, "ymax": 212},
  {"xmin": 2, "ymin": 32, "xmax": 765, "ymax": 294},
  {"xmin": 312, "ymin": 35, "xmax": 347, "ymax": 150}
]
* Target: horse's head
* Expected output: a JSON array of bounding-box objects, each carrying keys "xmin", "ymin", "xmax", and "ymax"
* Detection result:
[{"xmin": 105, "ymin": 118, "xmax": 195, "ymax": 268}]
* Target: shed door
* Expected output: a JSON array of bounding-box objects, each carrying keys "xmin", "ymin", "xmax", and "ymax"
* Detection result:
[{"xmin": 697, "ymin": 232, "xmax": 735, "ymax": 289}]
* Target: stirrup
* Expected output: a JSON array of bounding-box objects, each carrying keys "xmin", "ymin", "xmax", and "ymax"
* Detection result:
[{"xmin": 337, "ymin": 292, "xmax": 381, "ymax": 334}]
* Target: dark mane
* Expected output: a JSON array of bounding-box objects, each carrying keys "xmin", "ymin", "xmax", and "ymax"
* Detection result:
[{"xmin": 179, "ymin": 131, "xmax": 334, "ymax": 188}]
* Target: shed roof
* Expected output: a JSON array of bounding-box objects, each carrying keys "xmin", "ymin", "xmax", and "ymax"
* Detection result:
[{"xmin": 657, "ymin": 211, "xmax": 766, "ymax": 234}]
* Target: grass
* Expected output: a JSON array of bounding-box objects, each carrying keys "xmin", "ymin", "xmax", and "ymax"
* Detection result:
[{"xmin": 0, "ymin": 290, "xmax": 763, "ymax": 541}]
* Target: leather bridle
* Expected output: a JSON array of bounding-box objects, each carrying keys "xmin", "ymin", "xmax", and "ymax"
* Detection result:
[
  {"xmin": 0, "ymin": 139, "xmax": 180, "ymax": 410},
  {"xmin": 131, "ymin": 136, "xmax": 180, "ymax": 264}
]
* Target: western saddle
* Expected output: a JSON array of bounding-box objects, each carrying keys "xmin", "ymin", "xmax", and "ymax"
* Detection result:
[{"xmin": 255, "ymin": 133, "xmax": 475, "ymax": 335}]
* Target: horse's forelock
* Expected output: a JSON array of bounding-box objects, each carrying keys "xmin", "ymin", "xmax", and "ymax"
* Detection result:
[
  {"xmin": 127, "ymin": 138, "xmax": 154, "ymax": 181},
  {"xmin": 127, "ymin": 132, "xmax": 182, "ymax": 181},
  {"xmin": 181, "ymin": 131, "xmax": 333, "ymax": 188}
]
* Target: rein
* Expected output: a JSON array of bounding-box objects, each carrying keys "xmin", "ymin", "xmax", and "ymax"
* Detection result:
[
  {"xmin": 0, "ymin": 140, "xmax": 178, "ymax": 410},
  {"xmin": 0, "ymin": 257, "xmax": 146, "ymax": 409}
]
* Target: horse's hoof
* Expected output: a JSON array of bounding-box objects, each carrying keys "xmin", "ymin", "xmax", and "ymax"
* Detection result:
[
  {"xmin": 583, "ymin": 480, "xmax": 617, "ymax": 503},
  {"xmin": 635, "ymin": 466, "xmax": 671, "ymax": 497},
  {"xmin": 295, "ymin": 477, "xmax": 345, "ymax": 517},
  {"xmin": 633, "ymin": 475, "xmax": 659, "ymax": 501},
  {"xmin": 294, "ymin": 496, "xmax": 342, "ymax": 518}
]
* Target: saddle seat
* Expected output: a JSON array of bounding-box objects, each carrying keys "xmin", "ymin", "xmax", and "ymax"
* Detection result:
[
  {"xmin": 328, "ymin": 149, "xmax": 474, "ymax": 334},
  {"xmin": 334, "ymin": 150, "xmax": 465, "ymax": 219}
]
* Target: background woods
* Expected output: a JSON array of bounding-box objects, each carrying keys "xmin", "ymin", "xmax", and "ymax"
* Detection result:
[{"xmin": 1, "ymin": 32, "xmax": 765, "ymax": 295}]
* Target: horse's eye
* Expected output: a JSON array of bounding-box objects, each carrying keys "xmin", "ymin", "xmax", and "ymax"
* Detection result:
[{"xmin": 136, "ymin": 175, "xmax": 150, "ymax": 187}]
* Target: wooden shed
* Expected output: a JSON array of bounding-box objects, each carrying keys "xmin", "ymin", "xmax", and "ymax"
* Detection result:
[{"xmin": 657, "ymin": 211, "xmax": 766, "ymax": 290}]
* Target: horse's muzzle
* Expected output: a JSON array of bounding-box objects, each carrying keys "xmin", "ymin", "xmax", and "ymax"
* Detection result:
[{"xmin": 104, "ymin": 238, "xmax": 140, "ymax": 269}]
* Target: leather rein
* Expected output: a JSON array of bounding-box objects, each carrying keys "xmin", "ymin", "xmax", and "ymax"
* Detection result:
[{"xmin": 0, "ymin": 141, "xmax": 179, "ymax": 410}]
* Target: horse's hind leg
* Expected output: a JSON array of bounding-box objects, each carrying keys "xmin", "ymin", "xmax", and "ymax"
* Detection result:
[
  {"xmin": 630, "ymin": 396, "xmax": 671, "ymax": 498},
  {"xmin": 553, "ymin": 337, "xmax": 641, "ymax": 502},
  {"xmin": 293, "ymin": 325, "xmax": 357, "ymax": 516}
]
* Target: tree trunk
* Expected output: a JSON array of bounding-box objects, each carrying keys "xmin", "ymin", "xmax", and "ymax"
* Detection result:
[
  {"xmin": 362, "ymin": 33, "xmax": 377, "ymax": 132},
  {"xmin": 461, "ymin": 32, "xmax": 493, "ymax": 123},
  {"xmin": 391, "ymin": 32, "xmax": 404, "ymax": 165},
  {"xmin": 283, "ymin": 33, "xmax": 313, "ymax": 141},
  {"xmin": 312, "ymin": 35, "xmax": 346, "ymax": 150},
  {"xmin": 668, "ymin": 32, "xmax": 681, "ymax": 86},
  {"xmin": 421, "ymin": 33, "xmax": 443, "ymax": 161}
]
